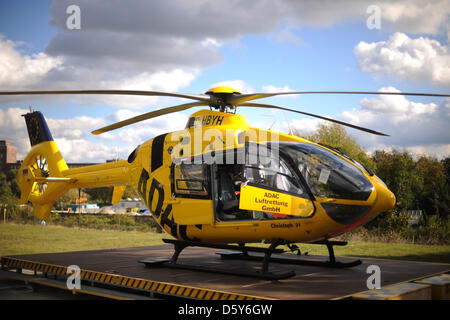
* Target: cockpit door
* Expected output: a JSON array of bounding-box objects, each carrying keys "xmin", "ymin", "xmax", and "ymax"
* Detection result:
[{"xmin": 170, "ymin": 161, "xmax": 215, "ymax": 225}]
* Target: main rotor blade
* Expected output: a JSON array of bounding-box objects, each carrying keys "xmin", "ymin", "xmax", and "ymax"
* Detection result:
[
  {"xmin": 0, "ymin": 89, "xmax": 211, "ymax": 103},
  {"xmin": 239, "ymin": 102, "xmax": 389, "ymax": 136},
  {"xmin": 229, "ymin": 91, "xmax": 450, "ymax": 105},
  {"xmin": 92, "ymin": 102, "xmax": 206, "ymax": 135}
]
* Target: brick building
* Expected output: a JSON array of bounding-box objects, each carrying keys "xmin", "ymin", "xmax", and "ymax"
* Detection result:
[{"xmin": 0, "ymin": 140, "xmax": 22, "ymax": 173}]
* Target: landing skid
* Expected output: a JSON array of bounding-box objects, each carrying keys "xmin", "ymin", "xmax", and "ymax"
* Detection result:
[
  {"xmin": 139, "ymin": 239, "xmax": 361, "ymax": 280},
  {"xmin": 218, "ymin": 240, "xmax": 362, "ymax": 269}
]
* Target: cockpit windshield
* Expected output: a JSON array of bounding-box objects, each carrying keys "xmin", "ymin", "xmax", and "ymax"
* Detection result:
[{"xmin": 278, "ymin": 142, "xmax": 373, "ymax": 201}]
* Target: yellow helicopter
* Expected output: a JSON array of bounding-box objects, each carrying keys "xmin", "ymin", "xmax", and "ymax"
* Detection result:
[{"xmin": 2, "ymin": 86, "xmax": 449, "ymax": 279}]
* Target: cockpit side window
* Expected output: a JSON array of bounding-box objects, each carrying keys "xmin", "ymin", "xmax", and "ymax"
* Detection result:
[
  {"xmin": 172, "ymin": 163, "xmax": 210, "ymax": 198},
  {"xmin": 244, "ymin": 145, "xmax": 307, "ymax": 198}
]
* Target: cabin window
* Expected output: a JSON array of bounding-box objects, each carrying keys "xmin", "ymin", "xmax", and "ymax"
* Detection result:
[
  {"xmin": 244, "ymin": 145, "xmax": 307, "ymax": 197},
  {"xmin": 172, "ymin": 163, "xmax": 210, "ymax": 198}
]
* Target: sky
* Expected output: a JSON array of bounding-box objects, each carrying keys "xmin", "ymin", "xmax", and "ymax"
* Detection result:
[{"xmin": 0, "ymin": 0, "xmax": 449, "ymax": 163}]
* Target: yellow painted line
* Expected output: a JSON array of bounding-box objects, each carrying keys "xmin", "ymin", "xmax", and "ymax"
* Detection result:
[
  {"xmin": 212, "ymin": 292, "xmax": 220, "ymax": 300},
  {"xmin": 144, "ymin": 281, "xmax": 152, "ymax": 290},
  {"xmin": 169, "ymin": 286, "xmax": 178, "ymax": 295},
  {"xmin": 190, "ymin": 288, "xmax": 199, "ymax": 298},
  {"xmin": 184, "ymin": 287, "xmax": 192, "ymax": 297},
  {"xmin": 204, "ymin": 291, "xmax": 213, "ymax": 300},
  {"xmin": 197, "ymin": 290, "xmax": 206, "ymax": 299},
  {"xmin": 150, "ymin": 282, "xmax": 158, "ymax": 291},
  {"xmin": 111, "ymin": 276, "xmax": 122, "ymax": 285},
  {"xmin": 176, "ymin": 286, "xmax": 185, "ymax": 296},
  {"xmin": 1, "ymin": 256, "xmax": 272, "ymax": 300},
  {"xmin": 126, "ymin": 278, "xmax": 134, "ymax": 287}
]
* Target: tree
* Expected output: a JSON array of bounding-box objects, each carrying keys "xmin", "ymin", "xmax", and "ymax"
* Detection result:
[
  {"xmin": 298, "ymin": 122, "xmax": 376, "ymax": 172},
  {"xmin": 55, "ymin": 189, "xmax": 80, "ymax": 210},
  {"xmin": 0, "ymin": 171, "xmax": 19, "ymax": 218},
  {"xmin": 372, "ymin": 150, "xmax": 423, "ymax": 212},
  {"xmin": 6, "ymin": 169, "xmax": 20, "ymax": 198},
  {"xmin": 123, "ymin": 185, "xmax": 139, "ymax": 199},
  {"xmin": 415, "ymin": 155, "xmax": 448, "ymax": 216},
  {"xmin": 83, "ymin": 185, "xmax": 139, "ymax": 206},
  {"xmin": 0, "ymin": 172, "xmax": 13, "ymax": 203},
  {"xmin": 442, "ymin": 156, "xmax": 450, "ymax": 186},
  {"xmin": 83, "ymin": 187, "xmax": 113, "ymax": 206}
]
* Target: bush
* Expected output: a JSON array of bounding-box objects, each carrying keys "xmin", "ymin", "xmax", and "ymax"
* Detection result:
[{"xmin": 338, "ymin": 211, "xmax": 449, "ymax": 245}]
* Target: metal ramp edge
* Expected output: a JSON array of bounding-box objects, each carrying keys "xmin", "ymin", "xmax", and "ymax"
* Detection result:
[
  {"xmin": 334, "ymin": 269, "xmax": 450, "ymax": 300},
  {"xmin": 1, "ymin": 256, "xmax": 272, "ymax": 300}
]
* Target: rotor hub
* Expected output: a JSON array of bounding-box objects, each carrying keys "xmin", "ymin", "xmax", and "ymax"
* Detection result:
[{"xmin": 205, "ymin": 86, "xmax": 242, "ymax": 112}]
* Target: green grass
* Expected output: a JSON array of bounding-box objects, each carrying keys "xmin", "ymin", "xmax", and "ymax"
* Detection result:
[
  {"xmin": 289, "ymin": 242, "xmax": 450, "ymax": 264},
  {"xmin": 1, "ymin": 223, "xmax": 449, "ymax": 264},
  {"xmin": 0, "ymin": 223, "xmax": 169, "ymax": 257}
]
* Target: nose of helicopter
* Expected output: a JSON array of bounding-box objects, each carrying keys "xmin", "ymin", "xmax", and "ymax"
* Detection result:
[
  {"xmin": 323, "ymin": 176, "xmax": 396, "ymax": 238},
  {"xmin": 371, "ymin": 176, "xmax": 396, "ymax": 215}
]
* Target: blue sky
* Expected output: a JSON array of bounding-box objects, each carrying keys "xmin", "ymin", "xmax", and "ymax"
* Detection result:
[{"xmin": 0, "ymin": 0, "xmax": 449, "ymax": 162}]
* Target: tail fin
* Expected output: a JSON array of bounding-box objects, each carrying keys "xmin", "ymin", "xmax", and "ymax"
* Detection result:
[
  {"xmin": 24, "ymin": 111, "xmax": 54, "ymax": 146},
  {"xmin": 17, "ymin": 111, "xmax": 71, "ymax": 220}
]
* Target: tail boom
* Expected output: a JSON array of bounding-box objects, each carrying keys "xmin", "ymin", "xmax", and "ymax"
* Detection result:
[{"xmin": 18, "ymin": 110, "xmax": 132, "ymax": 220}]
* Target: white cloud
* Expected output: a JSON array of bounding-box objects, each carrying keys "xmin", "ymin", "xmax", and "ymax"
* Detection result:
[
  {"xmin": 0, "ymin": 36, "xmax": 62, "ymax": 88},
  {"xmin": 249, "ymin": 114, "xmax": 322, "ymax": 137},
  {"xmin": 262, "ymin": 85, "xmax": 294, "ymax": 93},
  {"xmin": 338, "ymin": 90, "xmax": 450, "ymax": 158},
  {"xmin": 0, "ymin": 107, "xmax": 30, "ymax": 159},
  {"xmin": 209, "ymin": 80, "xmax": 254, "ymax": 93},
  {"xmin": 0, "ymin": 35, "xmax": 199, "ymax": 108},
  {"xmin": 0, "ymin": 106, "xmax": 189, "ymax": 162},
  {"xmin": 91, "ymin": 69, "xmax": 199, "ymax": 109},
  {"xmin": 53, "ymin": 137, "xmax": 132, "ymax": 163},
  {"xmin": 355, "ymin": 32, "xmax": 450, "ymax": 87},
  {"xmin": 46, "ymin": 116, "xmax": 106, "ymax": 140},
  {"xmin": 250, "ymin": 89, "xmax": 450, "ymax": 159},
  {"xmin": 378, "ymin": 0, "xmax": 450, "ymax": 35},
  {"xmin": 262, "ymin": 85, "xmax": 299, "ymax": 98},
  {"xmin": 112, "ymin": 110, "xmax": 189, "ymax": 146}
]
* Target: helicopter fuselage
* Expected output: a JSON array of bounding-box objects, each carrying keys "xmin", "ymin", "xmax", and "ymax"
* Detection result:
[{"xmin": 115, "ymin": 109, "xmax": 395, "ymax": 243}]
